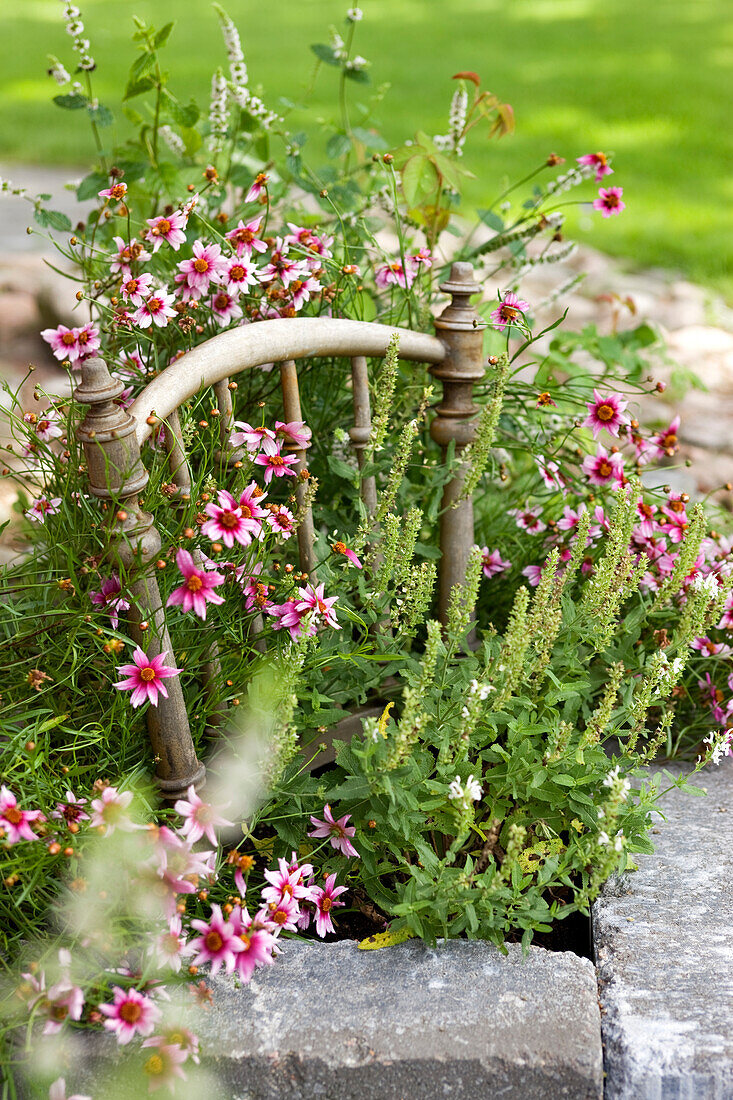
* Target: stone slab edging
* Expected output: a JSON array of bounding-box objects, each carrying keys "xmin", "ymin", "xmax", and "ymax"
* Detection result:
[
  {"xmin": 197, "ymin": 939, "xmax": 603, "ymax": 1099},
  {"xmin": 593, "ymin": 758, "xmax": 733, "ymax": 1099}
]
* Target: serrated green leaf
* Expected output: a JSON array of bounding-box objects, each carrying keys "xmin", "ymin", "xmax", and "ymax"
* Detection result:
[
  {"xmin": 124, "ymin": 75, "xmax": 156, "ymax": 100},
  {"xmin": 401, "ymin": 154, "xmax": 439, "ymax": 207},
  {"xmin": 310, "ymin": 43, "xmax": 340, "ymax": 66},
  {"xmin": 76, "ymin": 172, "xmax": 107, "ymax": 201},
  {"xmin": 53, "ymin": 93, "xmax": 88, "ymax": 110}
]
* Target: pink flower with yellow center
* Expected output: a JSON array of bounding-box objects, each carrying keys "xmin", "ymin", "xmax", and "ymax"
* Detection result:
[
  {"xmin": 267, "ymin": 600, "xmax": 314, "ymax": 641},
  {"xmin": 89, "ymin": 785, "xmax": 136, "ymax": 834},
  {"xmin": 0, "ymin": 786, "xmax": 44, "ymax": 844},
  {"xmin": 229, "ymin": 906, "xmax": 278, "ymax": 982},
  {"xmin": 289, "ymin": 274, "xmax": 321, "ymax": 311},
  {"xmin": 41, "ymin": 324, "xmax": 79, "ymax": 361},
  {"xmin": 120, "ymin": 271, "xmax": 154, "ymax": 306},
  {"xmin": 274, "ymin": 420, "xmax": 311, "ymax": 449},
  {"xmin": 201, "ymin": 489, "xmax": 253, "ymax": 547},
  {"xmin": 266, "ymin": 505, "xmax": 295, "ymax": 539},
  {"xmin": 308, "ymin": 803, "xmax": 359, "ymax": 857},
  {"xmin": 490, "ymin": 292, "xmax": 530, "ymax": 331},
  {"xmin": 296, "ymin": 583, "xmax": 340, "ymax": 629},
  {"xmin": 254, "ymin": 446, "xmax": 299, "ymax": 484},
  {"xmin": 583, "ymin": 388, "xmax": 629, "ymax": 439},
  {"xmin": 210, "ymin": 289, "xmax": 243, "ymax": 326},
  {"xmin": 109, "ymin": 235, "xmax": 151, "ymax": 275},
  {"xmin": 375, "ymin": 261, "xmax": 415, "ymax": 290},
  {"xmin": 576, "ymin": 152, "xmax": 613, "ymax": 182},
  {"xmin": 133, "ymin": 290, "xmax": 176, "ymax": 329},
  {"xmin": 25, "ymin": 409, "xmax": 63, "ymax": 443},
  {"xmin": 230, "ymin": 421, "xmax": 278, "ymax": 455},
  {"xmin": 258, "ymin": 893, "xmax": 300, "ymax": 934},
  {"xmin": 114, "ymin": 647, "xmax": 181, "ymax": 708},
  {"xmin": 166, "ymin": 549, "xmax": 225, "ymax": 620},
  {"xmin": 652, "ymin": 416, "xmax": 681, "ymax": 458},
  {"xmin": 225, "ymin": 216, "xmax": 267, "ymax": 257},
  {"xmin": 144, "ymin": 211, "xmax": 188, "ymax": 252},
  {"xmin": 141, "ymin": 1042, "xmax": 188, "ymax": 1093},
  {"xmin": 479, "ymin": 547, "xmax": 511, "ymax": 578},
  {"xmin": 98, "ymin": 181, "xmax": 128, "ymax": 202},
  {"xmin": 99, "ymin": 986, "xmax": 161, "ymax": 1045},
  {"xmin": 261, "ymin": 857, "xmax": 317, "ymax": 906},
  {"xmin": 311, "ymin": 873, "xmax": 348, "ymax": 937},
  {"xmin": 176, "ymin": 239, "xmax": 225, "ymax": 295},
  {"xmin": 331, "ymin": 540, "xmax": 362, "ymax": 568},
  {"xmin": 90, "ymin": 573, "xmax": 130, "ymax": 629},
  {"xmin": 189, "ymin": 904, "xmax": 244, "ymax": 976},
  {"xmin": 174, "ymin": 784, "xmax": 233, "ymax": 846},
  {"xmin": 26, "ymin": 496, "xmax": 62, "ymax": 523},
  {"xmin": 51, "ymin": 790, "xmax": 89, "ymax": 826},
  {"xmin": 508, "ymin": 507, "xmax": 546, "ymax": 534},
  {"xmin": 221, "ymin": 256, "xmax": 261, "ymax": 294},
  {"xmin": 581, "ymin": 444, "xmax": 625, "ymax": 486},
  {"xmin": 245, "ymin": 172, "xmax": 269, "ymax": 203},
  {"xmin": 593, "ymin": 186, "xmax": 625, "ymax": 218}
]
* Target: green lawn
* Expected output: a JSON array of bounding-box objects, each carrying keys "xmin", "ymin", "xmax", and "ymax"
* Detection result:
[{"xmin": 1, "ymin": 0, "xmax": 732, "ymax": 296}]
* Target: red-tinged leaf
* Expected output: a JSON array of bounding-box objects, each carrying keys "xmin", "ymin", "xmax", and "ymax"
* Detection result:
[{"xmin": 452, "ymin": 70, "xmax": 480, "ymax": 86}]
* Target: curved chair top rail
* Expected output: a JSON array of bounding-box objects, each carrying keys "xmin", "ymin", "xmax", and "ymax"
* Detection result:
[{"xmin": 130, "ymin": 317, "xmax": 445, "ymax": 447}]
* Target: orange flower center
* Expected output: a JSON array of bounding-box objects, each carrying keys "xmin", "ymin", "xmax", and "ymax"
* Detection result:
[
  {"xmin": 241, "ymin": 504, "xmax": 252, "ymax": 518},
  {"xmin": 605, "ymin": 194, "xmax": 619, "ymax": 208},
  {"xmin": 597, "ymin": 404, "xmax": 615, "ymax": 421},
  {"xmin": 120, "ymin": 1002, "xmax": 143, "ymax": 1023},
  {"xmin": 193, "ymin": 258, "xmax": 209, "ymax": 273},
  {"xmin": 221, "ymin": 511, "xmax": 239, "ymax": 529},
  {"xmin": 598, "ymin": 461, "xmax": 612, "ymax": 477},
  {"xmin": 147, "ymin": 298, "xmax": 163, "ymax": 313},
  {"xmin": 4, "ymin": 807, "xmax": 22, "ymax": 825},
  {"xmin": 62, "ymin": 332, "xmax": 76, "ymax": 345},
  {"xmin": 205, "ymin": 931, "xmax": 223, "ymax": 952},
  {"xmin": 156, "ymin": 220, "xmax": 171, "ymax": 235},
  {"xmin": 214, "ymin": 294, "xmax": 229, "ymax": 310},
  {"xmin": 186, "ymin": 576, "xmax": 203, "ymax": 592},
  {"xmin": 127, "ymin": 279, "xmax": 139, "ymax": 293},
  {"xmin": 500, "ymin": 305, "xmax": 520, "ymax": 320},
  {"xmin": 321, "ymin": 897, "xmax": 332, "ymax": 913},
  {"xmin": 111, "ymin": 184, "xmax": 126, "ymax": 199},
  {"xmin": 273, "ymin": 909, "xmax": 288, "ymax": 925},
  {"xmin": 270, "ymin": 456, "xmax": 283, "ymax": 467},
  {"xmin": 140, "ymin": 667, "xmax": 156, "ymax": 682},
  {"xmin": 231, "ymin": 265, "xmax": 245, "ymax": 280},
  {"xmin": 664, "ymin": 433, "xmax": 677, "ymax": 447}
]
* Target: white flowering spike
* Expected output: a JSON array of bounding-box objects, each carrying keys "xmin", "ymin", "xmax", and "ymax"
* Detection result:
[{"xmin": 208, "ymin": 67, "xmax": 230, "ymax": 155}]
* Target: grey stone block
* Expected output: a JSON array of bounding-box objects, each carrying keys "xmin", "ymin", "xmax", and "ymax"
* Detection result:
[
  {"xmin": 593, "ymin": 759, "xmax": 733, "ymax": 1099},
  {"xmin": 199, "ymin": 938, "xmax": 603, "ymax": 1099}
]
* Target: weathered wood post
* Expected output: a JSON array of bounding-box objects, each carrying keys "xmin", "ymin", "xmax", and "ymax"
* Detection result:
[
  {"xmin": 431, "ymin": 262, "xmax": 486, "ymax": 624},
  {"xmin": 75, "ymin": 357, "xmax": 205, "ymax": 800}
]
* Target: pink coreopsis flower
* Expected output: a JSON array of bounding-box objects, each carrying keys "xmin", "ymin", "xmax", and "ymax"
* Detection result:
[
  {"xmin": 166, "ymin": 549, "xmax": 225, "ymax": 620},
  {"xmin": 75, "ymin": 323, "xmax": 101, "ymax": 362},
  {"xmin": 261, "ymin": 857, "xmax": 317, "ymax": 907},
  {"xmin": 581, "ymin": 445, "xmax": 625, "ymax": 486},
  {"xmin": 176, "ymin": 240, "xmax": 225, "ymax": 295},
  {"xmin": 593, "ymin": 186, "xmax": 625, "ymax": 218},
  {"xmin": 535, "ymin": 454, "xmax": 566, "ymax": 493},
  {"xmin": 260, "ymin": 241, "xmax": 310, "ymax": 288},
  {"xmin": 652, "ymin": 416, "xmax": 681, "ymax": 458},
  {"xmin": 26, "ymin": 495, "xmax": 62, "ymax": 522},
  {"xmin": 120, "ymin": 271, "xmax": 154, "ymax": 306},
  {"xmin": 245, "ymin": 173, "xmax": 269, "ymax": 203},
  {"xmin": 141, "ymin": 1041, "xmax": 188, "ymax": 1093},
  {"xmin": 308, "ymin": 803, "xmax": 359, "ymax": 857},
  {"xmin": 144, "ymin": 211, "xmax": 188, "ymax": 252},
  {"xmin": 25, "ymin": 408, "xmax": 63, "ymax": 443},
  {"xmin": 201, "ymin": 490, "xmax": 252, "ymax": 548},
  {"xmin": 114, "ymin": 647, "xmax": 181, "ymax": 708},
  {"xmin": 522, "ymin": 563, "xmax": 544, "ymax": 587},
  {"xmin": 274, "ymin": 420, "xmax": 311, "ymax": 449},
  {"xmin": 210, "ymin": 289, "xmax": 243, "ymax": 326},
  {"xmin": 719, "ymin": 592, "xmax": 733, "ymax": 631},
  {"xmin": 583, "ymin": 389, "xmax": 629, "ymax": 439},
  {"xmin": 508, "ymin": 507, "xmax": 546, "ymax": 535},
  {"xmin": 41, "ymin": 324, "xmax": 79, "ymax": 361},
  {"xmin": 311, "ymin": 873, "xmax": 348, "ymax": 937},
  {"xmin": 634, "ymin": 500, "xmax": 658, "ymax": 539},
  {"xmin": 289, "ymin": 274, "xmax": 321, "ymax": 311},
  {"xmin": 143, "ymin": 1027, "xmax": 200, "ymax": 1065},
  {"xmin": 230, "ymin": 421, "xmax": 278, "ymax": 454},
  {"xmin": 296, "ymin": 582, "xmax": 340, "ymax": 629},
  {"xmin": 49, "ymin": 1079, "xmax": 91, "ymax": 1100},
  {"xmin": 410, "ymin": 246, "xmax": 433, "ymax": 268},
  {"xmin": 42, "ymin": 976, "xmax": 85, "ymax": 1035},
  {"xmin": 576, "ymin": 151, "xmax": 613, "ymax": 182},
  {"xmin": 229, "ymin": 906, "xmax": 278, "ymax": 982},
  {"xmin": 375, "ymin": 261, "xmax": 415, "ymax": 290},
  {"xmin": 266, "ymin": 504, "xmax": 295, "ymax": 539},
  {"xmin": 258, "ymin": 893, "xmax": 300, "ymax": 934},
  {"xmin": 90, "ymin": 573, "xmax": 130, "ymax": 629},
  {"xmin": 117, "ymin": 348, "xmax": 147, "ymax": 379},
  {"xmin": 0, "ymin": 786, "xmax": 44, "ymax": 843},
  {"xmin": 479, "ymin": 547, "xmax": 511, "ymax": 578},
  {"xmin": 99, "ymin": 986, "xmax": 161, "ymax": 1044},
  {"xmin": 51, "ymin": 790, "xmax": 89, "ymax": 825},
  {"xmin": 490, "ymin": 292, "xmax": 530, "ymax": 330},
  {"xmin": 226, "ymin": 216, "xmax": 268, "ymax": 257},
  {"xmin": 174, "ymin": 784, "xmax": 234, "ymax": 846},
  {"xmin": 89, "ymin": 785, "xmax": 135, "ymax": 834},
  {"xmin": 98, "ymin": 180, "xmax": 128, "ymax": 202},
  {"xmin": 254, "ymin": 446, "xmax": 299, "ymax": 484},
  {"xmin": 239, "ymin": 481, "xmax": 268, "ymax": 533},
  {"xmin": 189, "ymin": 904, "xmax": 244, "ymax": 976},
  {"xmin": 221, "ymin": 256, "xmax": 261, "ymax": 295},
  {"xmin": 153, "ymin": 915, "xmax": 192, "ymax": 972},
  {"xmin": 331, "ymin": 540, "xmax": 362, "ymax": 568},
  {"xmin": 268, "ymin": 599, "xmax": 314, "ymax": 641},
  {"xmin": 133, "ymin": 290, "xmax": 176, "ymax": 329},
  {"xmin": 109, "ymin": 236, "xmax": 152, "ymax": 275},
  {"xmin": 692, "ymin": 636, "xmax": 733, "ymax": 658}
]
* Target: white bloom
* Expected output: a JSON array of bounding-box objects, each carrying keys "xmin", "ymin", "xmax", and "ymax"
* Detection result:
[
  {"xmin": 598, "ymin": 831, "xmax": 610, "ymax": 847},
  {"xmin": 160, "ymin": 125, "xmax": 185, "ymax": 156},
  {"xmin": 346, "ymin": 7, "xmax": 363, "ymax": 20},
  {"xmin": 614, "ymin": 830, "xmax": 625, "ymax": 852},
  {"xmin": 346, "ymin": 55, "xmax": 369, "ymax": 71},
  {"xmin": 692, "ymin": 573, "xmax": 718, "ymax": 598},
  {"xmin": 448, "ymin": 774, "xmax": 482, "ymax": 807},
  {"xmin": 208, "ymin": 67, "xmax": 230, "ymax": 155}
]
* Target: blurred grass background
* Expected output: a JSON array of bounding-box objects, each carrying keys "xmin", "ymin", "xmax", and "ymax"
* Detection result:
[{"xmin": 1, "ymin": 0, "xmax": 731, "ymax": 296}]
